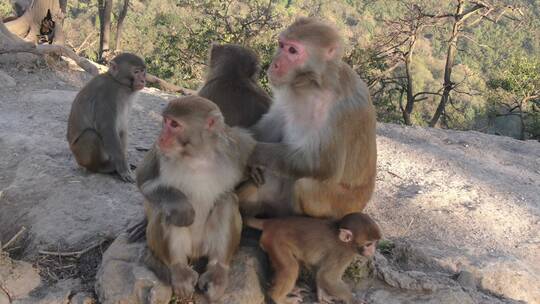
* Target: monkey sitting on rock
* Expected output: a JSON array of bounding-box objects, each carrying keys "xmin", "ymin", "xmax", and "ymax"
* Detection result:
[
  {"xmin": 67, "ymin": 52, "xmax": 146, "ymax": 183},
  {"xmin": 246, "ymin": 212, "xmax": 381, "ymax": 304}
]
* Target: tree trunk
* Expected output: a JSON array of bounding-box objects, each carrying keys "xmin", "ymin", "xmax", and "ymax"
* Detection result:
[
  {"xmin": 52, "ymin": 0, "xmax": 67, "ymax": 45},
  {"xmin": 4, "ymin": 0, "xmax": 64, "ymax": 44},
  {"xmin": 114, "ymin": 0, "xmax": 130, "ymax": 51},
  {"xmin": 429, "ymin": 0, "xmax": 464, "ymax": 127},
  {"xmin": 402, "ymin": 36, "xmax": 417, "ymax": 126},
  {"xmin": 0, "ymin": 21, "xmax": 33, "ymax": 48},
  {"xmin": 98, "ymin": 0, "xmax": 113, "ymax": 61}
]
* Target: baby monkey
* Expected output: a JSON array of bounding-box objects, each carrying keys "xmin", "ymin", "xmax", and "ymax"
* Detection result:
[{"xmin": 246, "ymin": 213, "xmax": 381, "ymax": 304}]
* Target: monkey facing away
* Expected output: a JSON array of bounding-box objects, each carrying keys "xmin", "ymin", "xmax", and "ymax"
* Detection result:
[
  {"xmin": 198, "ymin": 43, "xmax": 271, "ymax": 128},
  {"xmin": 241, "ymin": 17, "xmax": 377, "ymax": 219},
  {"xmin": 134, "ymin": 96, "xmax": 256, "ymax": 301},
  {"xmin": 246, "ymin": 213, "xmax": 381, "ymax": 304},
  {"xmin": 67, "ymin": 52, "xmax": 146, "ymax": 183}
]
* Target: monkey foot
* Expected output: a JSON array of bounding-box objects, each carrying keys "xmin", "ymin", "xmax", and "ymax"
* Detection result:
[
  {"xmin": 198, "ymin": 263, "xmax": 228, "ymax": 302},
  {"xmin": 284, "ymin": 294, "xmax": 303, "ymax": 304},
  {"xmin": 289, "ymin": 286, "xmax": 309, "ymax": 298},
  {"xmin": 171, "ymin": 265, "xmax": 198, "ymax": 299}
]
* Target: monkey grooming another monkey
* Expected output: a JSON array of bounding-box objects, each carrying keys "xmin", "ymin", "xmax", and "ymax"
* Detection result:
[
  {"xmin": 198, "ymin": 44, "xmax": 271, "ymax": 128},
  {"xmin": 67, "ymin": 52, "xmax": 146, "ymax": 183},
  {"xmin": 134, "ymin": 96, "xmax": 256, "ymax": 302},
  {"xmin": 241, "ymin": 17, "xmax": 377, "ymax": 219},
  {"xmin": 246, "ymin": 213, "xmax": 381, "ymax": 304}
]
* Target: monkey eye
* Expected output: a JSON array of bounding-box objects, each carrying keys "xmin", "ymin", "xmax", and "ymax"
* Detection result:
[
  {"xmin": 279, "ymin": 42, "xmax": 284, "ymax": 49},
  {"xmin": 288, "ymin": 47, "xmax": 297, "ymax": 54},
  {"xmin": 365, "ymin": 242, "xmax": 373, "ymax": 247},
  {"xmin": 170, "ymin": 120, "xmax": 179, "ymax": 128}
]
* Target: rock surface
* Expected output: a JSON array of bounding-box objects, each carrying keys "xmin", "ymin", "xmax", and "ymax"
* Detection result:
[
  {"xmin": 0, "ymin": 70, "xmax": 16, "ymax": 88},
  {"xmin": 95, "ymin": 233, "xmax": 267, "ymax": 304},
  {"xmin": 0, "ymin": 253, "xmax": 41, "ymax": 301},
  {"xmin": 0, "ymin": 65, "xmax": 538, "ymax": 303},
  {"xmin": 95, "ymin": 234, "xmax": 172, "ymax": 304}
]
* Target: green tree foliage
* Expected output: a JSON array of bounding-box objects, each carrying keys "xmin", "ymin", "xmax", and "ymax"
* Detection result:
[
  {"xmin": 487, "ymin": 56, "xmax": 540, "ymax": 139},
  {"xmin": 0, "ymin": 2, "xmax": 12, "ymax": 17},
  {"xmin": 2, "ymin": 0, "xmax": 538, "ymax": 140}
]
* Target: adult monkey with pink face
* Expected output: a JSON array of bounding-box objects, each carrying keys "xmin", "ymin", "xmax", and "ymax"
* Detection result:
[
  {"xmin": 242, "ymin": 17, "xmax": 377, "ymax": 219},
  {"xmin": 67, "ymin": 53, "xmax": 146, "ymax": 182}
]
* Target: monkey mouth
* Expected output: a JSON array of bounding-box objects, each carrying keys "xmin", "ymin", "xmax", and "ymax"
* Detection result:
[{"xmin": 133, "ymin": 83, "xmax": 145, "ymax": 91}]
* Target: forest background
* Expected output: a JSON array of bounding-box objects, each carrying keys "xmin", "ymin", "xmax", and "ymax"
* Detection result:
[{"xmin": 2, "ymin": 0, "xmax": 539, "ymax": 140}]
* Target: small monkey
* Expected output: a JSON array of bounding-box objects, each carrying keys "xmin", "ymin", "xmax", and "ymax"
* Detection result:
[
  {"xmin": 133, "ymin": 96, "xmax": 256, "ymax": 302},
  {"xmin": 241, "ymin": 17, "xmax": 377, "ymax": 219},
  {"xmin": 246, "ymin": 213, "xmax": 381, "ymax": 304},
  {"xmin": 198, "ymin": 43, "xmax": 271, "ymax": 128},
  {"xmin": 67, "ymin": 52, "xmax": 146, "ymax": 182}
]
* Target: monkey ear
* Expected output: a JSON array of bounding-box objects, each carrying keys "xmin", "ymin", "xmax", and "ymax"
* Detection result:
[
  {"xmin": 325, "ymin": 44, "xmax": 338, "ymax": 60},
  {"xmin": 109, "ymin": 61, "xmax": 119, "ymax": 77},
  {"xmin": 206, "ymin": 112, "xmax": 224, "ymax": 132},
  {"xmin": 338, "ymin": 229, "xmax": 353, "ymax": 243}
]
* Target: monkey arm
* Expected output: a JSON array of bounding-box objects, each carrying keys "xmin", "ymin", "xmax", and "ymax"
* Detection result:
[
  {"xmin": 141, "ymin": 185, "xmax": 195, "ymax": 227},
  {"xmin": 250, "ymin": 109, "xmax": 284, "ymax": 143},
  {"xmin": 248, "ymin": 142, "xmax": 335, "ymax": 180},
  {"xmin": 95, "ymin": 103, "xmax": 131, "ymax": 176},
  {"xmin": 136, "ymin": 148, "xmax": 195, "ymax": 227}
]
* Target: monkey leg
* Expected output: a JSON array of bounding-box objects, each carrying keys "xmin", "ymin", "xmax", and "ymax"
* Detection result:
[
  {"xmin": 70, "ymin": 129, "xmax": 116, "ymax": 173},
  {"xmin": 236, "ymin": 181, "xmax": 261, "ymax": 216},
  {"xmin": 315, "ymin": 264, "xmax": 353, "ymax": 304},
  {"xmin": 237, "ymin": 172, "xmax": 294, "ymax": 217},
  {"xmin": 265, "ymin": 244, "xmax": 301, "ymax": 304},
  {"xmin": 167, "ymin": 226, "xmax": 198, "ymax": 299},
  {"xmin": 147, "ymin": 214, "xmax": 198, "ymax": 299},
  {"xmin": 198, "ymin": 193, "xmax": 242, "ymax": 302},
  {"xmin": 294, "ymin": 178, "xmax": 371, "ymax": 218}
]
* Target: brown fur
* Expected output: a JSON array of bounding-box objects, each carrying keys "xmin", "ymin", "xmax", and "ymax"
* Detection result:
[
  {"xmin": 198, "ymin": 44, "xmax": 271, "ymax": 128},
  {"xmin": 133, "ymin": 96, "xmax": 256, "ymax": 302},
  {"xmin": 247, "ymin": 213, "xmax": 381, "ymax": 304},
  {"xmin": 66, "ymin": 53, "xmax": 146, "ymax": 183},
  {"xmin": 240, "ymin": 17, "xmax": 377, "ymax": 219}
]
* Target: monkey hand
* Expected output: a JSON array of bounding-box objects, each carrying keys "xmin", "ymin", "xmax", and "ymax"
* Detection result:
[
  {"xmin": 247, "ymin": 142, "xmax": 275, "ymax": 168},
  {"xmin": 162, "ymin": 201, "xmax": 195, "ymax": 227},
  {"xmin": 248, "ymin": 165, "xmax": 265, "ymax": 186}
]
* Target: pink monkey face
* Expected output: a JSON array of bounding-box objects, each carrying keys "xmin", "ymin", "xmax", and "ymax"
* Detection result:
[
  {"xmin": 158, "ymin": 116, "xmax": 185, "ymax": 154},
  {"xmin": 267, "ymin": 37, "xmax": 308, "ymax": 85}
]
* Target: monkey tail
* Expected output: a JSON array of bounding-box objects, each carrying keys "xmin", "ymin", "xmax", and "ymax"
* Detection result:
[{"xmin": 244, "ymin": 217, "xmax": 265, "ymax": 230}]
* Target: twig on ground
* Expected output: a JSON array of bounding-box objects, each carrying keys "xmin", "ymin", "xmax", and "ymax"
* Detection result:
[
  {"xmin": 2, "ymin": 226, "xmax": 27, "ymax": 250},
  {"xmin": 38, "ymin": 239, "xmax": 106, "ymax": 258},
  {"xmin": 385, "ymin": 169, "xmax": 403, "ymax": 179}
]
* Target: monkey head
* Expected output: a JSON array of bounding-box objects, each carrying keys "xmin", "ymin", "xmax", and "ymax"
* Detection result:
[
  {"xmin": 108, "ymin": 53, "xmax": 147, "ymax": 91},
  {"xmin": 157, "ymin": 96, "xmax": 225, "ymax": 158},
  {"xmin": 338, "ymin": 212, "xmax": 381, "ymax": 257},
  {"xmin": 268, "ymin": 17, "xmax": 344, "ymax": 87},
  {"xmin": 208, "ymin": 44, "xmax": 260, "ymax": 80}
]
